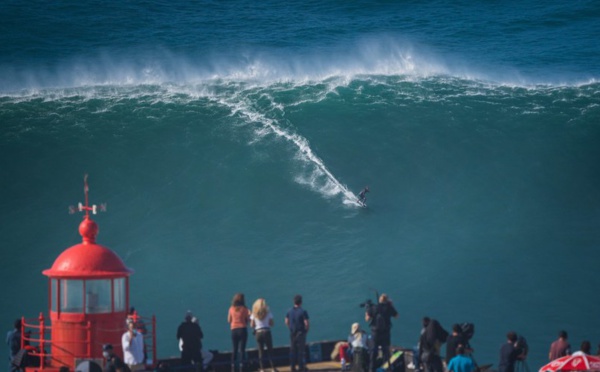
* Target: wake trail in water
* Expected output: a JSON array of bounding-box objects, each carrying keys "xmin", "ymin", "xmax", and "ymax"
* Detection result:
[{"xmin": 215, "ymin": 92, "xmax": 361, "ymax": 207}]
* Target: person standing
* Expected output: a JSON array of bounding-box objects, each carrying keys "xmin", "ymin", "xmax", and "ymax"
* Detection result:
[
  {"xmin": 446, "ymin": 324, "xmax": 467, "ymax": 364},
  {"xmin": 548, "ymin": 330, "xmax": 571, "ymax": 361},
  {"xmin": 408, "ymin": 317, "xmax": 430, "ymax": 370},
  {"xmin": 6, "ymin": 319, "xmax": 22, "ymax": 372},
  {"xmin": 365, "ymin": 293, "xmax": 398, "ymax": 372},
  {"xmin": 102, "ymin": 344, "xmax": 127, "ymax": 372},
  {"xmin": 177, "ymin": 311, "xmax": 203, "ymax": 368},
  {"xmin": 285, "ymin": 295, "xmax": 310, "ymax": 372},
  {"xmin": 250, "ymin": 298, "xmax": 278, "ymax": 372},
  {"xmin": 228, "ymin": 293, "xmax": 250, "ymax": 372},
  {"xmin": 498, "ymin": 331, "xmax": 522, "ymax": 372},
  {"xmin": 122, "ymin": 318, "xmax": 145, "ymax": 371},
  {"xmin": 419, "ymin": 319, "xmax": 448, "ymax": 372},
  {"xmin": 447, "ymin": 345, "xmax": 475, "ymax": 372}
]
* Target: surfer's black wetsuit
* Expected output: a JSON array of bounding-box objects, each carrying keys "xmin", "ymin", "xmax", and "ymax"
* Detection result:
[{"xmin": 358, "ymin": 187, "xmax": 369, "ymax": 203}]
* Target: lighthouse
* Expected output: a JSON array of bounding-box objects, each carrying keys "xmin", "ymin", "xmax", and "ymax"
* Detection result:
[{"xmin": 20, "ymin": 176, "xmax": 155, "ymax": 372}]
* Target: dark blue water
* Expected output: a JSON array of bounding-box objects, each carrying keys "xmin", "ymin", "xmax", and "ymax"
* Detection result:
[{"xmin": 1, "ymin": 1, "xmax": 600, "ymax": 369}]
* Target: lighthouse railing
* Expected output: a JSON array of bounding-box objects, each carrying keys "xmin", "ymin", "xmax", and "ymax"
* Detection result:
[
  {"xmin": 21, "ymin": 314, "xmax": 95, "ymax": 369},
  {"xmin": 21, "ymin": 313, "xmax": 157, "ymax": 370},
  {"xmin": 20, "ymin": 314, "xmax": 52, "ymax": 369}
]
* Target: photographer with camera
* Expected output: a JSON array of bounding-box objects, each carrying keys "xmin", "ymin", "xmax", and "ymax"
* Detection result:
[
  {"xmin": 498, "ymin": 331, "xmax": 528, "ymax": 372},
  {"xmin": 364, "ymin": 293, "xmax": 398, "ymax": 372}
]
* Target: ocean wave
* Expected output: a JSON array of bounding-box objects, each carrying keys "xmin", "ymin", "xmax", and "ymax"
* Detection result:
[
  {"xmin": 2, "ymin": 35, "xmax": 598, "ymax": 94},
  {"xmin": 2, "ymin": 76, "xmax": 598, "ymax": 115}
]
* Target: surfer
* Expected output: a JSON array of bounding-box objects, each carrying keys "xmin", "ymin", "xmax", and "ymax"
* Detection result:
[{"xmin": 358, "ymin": 186, "xmax": 369, "ymax": 205}]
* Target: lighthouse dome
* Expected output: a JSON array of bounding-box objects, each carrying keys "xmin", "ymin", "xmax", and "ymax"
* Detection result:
[{"xmin": 43, "ymin": 217, "xmax": 133, "ymax": 278}]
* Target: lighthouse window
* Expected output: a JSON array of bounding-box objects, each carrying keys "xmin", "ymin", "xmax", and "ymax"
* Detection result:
[
  {"xmin": 61, "ymin": 279, "xmax": 83, "ymax": 313},
  {"xmin": 51, "ymin": 279, "xmax": 58, "ymax": 312},
  {"xmin": 85, "ymin": 279, "xmax": 111, "ymax": 314},
  {"xmin": 113, "ymin": 278, "xmax": 126, "ymax": 312}
]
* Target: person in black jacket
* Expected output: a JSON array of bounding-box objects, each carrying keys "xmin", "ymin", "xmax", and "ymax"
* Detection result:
[
  {"xmin": 365, "ymin": 294, "xmax": 398, "ymax": 372},
  {"xmin": 177, "ymin": 311, "xmax": 204, "ymax": 369},
  {"xmin": 419, "ymin": 319, "xmax": 448, "ymax": 372},
  {"xmin": 446, "ymin": 324, "xmax": 467, "ymax": 364},
  {"xmin": 498, "ymin": 331, "xmax": 524, "ymax": 372}
]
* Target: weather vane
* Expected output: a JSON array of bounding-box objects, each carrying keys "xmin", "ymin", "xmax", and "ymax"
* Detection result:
[{"xmin": 68, "ymin": 174, "xmax": 107, "ymax": 216}]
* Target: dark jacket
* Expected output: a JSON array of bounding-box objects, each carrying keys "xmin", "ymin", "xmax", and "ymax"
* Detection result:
[
  {"xmin": 368, "ymin": 302, "xmax": 398, "ymax": 332},
  {"xmin": 177, "ymin": 321, "xmax": 203, "ymax": 351}
]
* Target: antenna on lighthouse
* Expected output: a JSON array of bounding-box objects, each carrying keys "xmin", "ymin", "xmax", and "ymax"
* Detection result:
[{"xmin": 68, "ymin": 174, "xmax": 107, "ymax": 216}]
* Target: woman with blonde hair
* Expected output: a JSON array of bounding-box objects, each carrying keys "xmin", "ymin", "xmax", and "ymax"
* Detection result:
[
  {"xmin": 228, "ymin": 293, "xmax": 250, "ymax": 372},
  {"xmin": 250, "ymin": 298, "xmax": 277, "ymax": 372}
]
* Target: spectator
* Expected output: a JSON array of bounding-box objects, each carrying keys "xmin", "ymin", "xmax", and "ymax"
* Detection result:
[
  {"xmin": 228, "ymin": 293, "xmax": 250, "ymax": 372},
  {"xmin": 580, "ymin": 341, "xmax": 591, "ymax": 355},
  {"xmin": 365, "ymin": 294, "xmax": 398, "ymax": 372},
  {"xmin": 122, "ymin": 318, "xmax": 144, "ymax": 371},
  {"xmin": 348, "ymin": 323, "xmax": 368, "ymax": 372},
  {"xmin": 177, "ymin": 311, "xmax": 203, "ymax": 368},
  {"xmin": 419, "ymin": 319, "xmax": 448, "ymax": 372},
  {"xmin": 548, "ymin": 330, "xmax": 571, "ymax": 361},
  {"xmin": 446, "ymin": 324, "xmax": 466, "ymax": 364},
  {"xmin": 6, "ymin": 319, "xmax": 22, "ymax": 372},
  {"xmin": 250, "ymin": 298, "xmax": 277, "ymax": 372},
  {"xmin": 447, "ymin": 345, "xmax": 475, "ymax": 372},
  {"xmin": 102, "ymin": 344, "xmax": 127, "ymax": 372},
  {"xmin": 408, "ymin": 317, "xmax": 430, "ymax": 371},
  {"xmin": 498, "ymin": 331, "xmax": 522, "ymax": 372},
  {"xmin": 285, "ymin": 295, "xmax": 310, "ymax": 372}
]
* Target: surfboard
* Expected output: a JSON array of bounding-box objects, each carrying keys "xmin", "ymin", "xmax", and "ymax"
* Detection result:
[{"xmin": 357, "ymin": 199, "xmax": 367, "ymax": 208}]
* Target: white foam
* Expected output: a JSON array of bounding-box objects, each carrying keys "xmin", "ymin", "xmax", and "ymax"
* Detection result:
[
  {"xmin": 211, "ymin": 87, "xmax": 360, "ymax": 207},
  {"xmin": 4, "ymin": 34, "xmax": 590, "ymax": 94}
]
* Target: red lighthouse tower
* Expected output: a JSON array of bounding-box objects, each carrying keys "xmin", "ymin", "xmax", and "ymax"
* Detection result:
[
  {"xmin": 42, "ymin": 179, "xmax": 133, "ymax": 368},
  {"xmin": 22, "ymin": 176, "xmax": 141, "ymax": 371}
]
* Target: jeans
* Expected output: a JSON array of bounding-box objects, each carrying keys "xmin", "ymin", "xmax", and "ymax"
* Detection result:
[
  {"xmin": 231, "ymin": 328, "xmax": 248, "ymax": 368},
  {"xmin": 412, "ymin": 347, "xmax": 420, "ymax": 370},
  {"xmin": 255, "ymin": 329, "xmax": 275, "ymax": 370},
  {"xmin": 369, "ymin": 330, "xmax": 391, "ymax": 372},
  {"xmin": 290, "ymin": 331, "xmax": 307, "ymax": 371}
]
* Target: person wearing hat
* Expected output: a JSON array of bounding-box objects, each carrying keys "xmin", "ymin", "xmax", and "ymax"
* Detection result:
[
  {"xmin": 348, "ymin": 323, "xmax": 368, "ymax": 372},
  {"xmin": 102, "ymin": 344, "xmax": 127, "ymax": 372},
  {"xmin": 122, "ymin": 318, "xmax": 145, "ymax": 371}
]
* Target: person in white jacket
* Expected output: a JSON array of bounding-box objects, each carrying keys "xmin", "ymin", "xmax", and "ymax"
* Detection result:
[{"xmin": 122, "ymin": 318, "xmax": 145, "ymax": 371}]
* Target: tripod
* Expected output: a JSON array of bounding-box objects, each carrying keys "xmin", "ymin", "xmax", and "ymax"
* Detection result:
[{"xmin": 516, "ymin": 360, "xmax": 530, "ymax": 372}]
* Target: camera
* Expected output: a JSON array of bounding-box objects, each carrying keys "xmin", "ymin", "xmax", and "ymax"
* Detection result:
[{"xmin": 359, "ymin": 299, "xmax": 373, "ymax": 308}]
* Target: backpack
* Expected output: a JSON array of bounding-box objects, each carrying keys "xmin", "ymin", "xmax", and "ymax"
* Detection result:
[{"xmin": 372, "ymin": 304, "xmax": 388, "ymax": 332}]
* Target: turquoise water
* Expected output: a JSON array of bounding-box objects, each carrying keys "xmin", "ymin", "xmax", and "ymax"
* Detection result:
[{"xmin": 1, "ymin": 1, "xmax": 600, "ymax": 369}]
